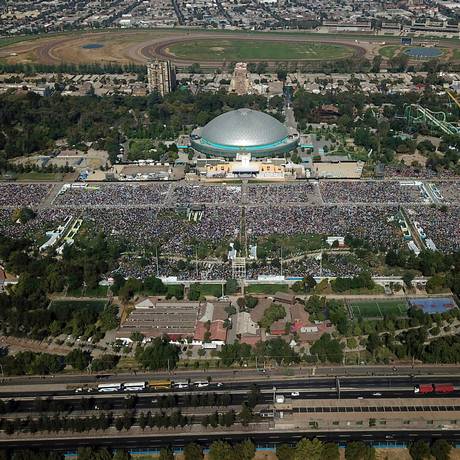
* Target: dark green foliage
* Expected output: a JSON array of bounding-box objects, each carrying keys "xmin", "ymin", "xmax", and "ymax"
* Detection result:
[
  {"xmin": 345, "ymin": 442, "xmax": 375, "ymax": 460},
  {"xmin": 135, "ymin": 337, "xmax": 180, "ymax": 370},
  {"xmin": 310, "ymin": 333, "xmax": 344, "ymax": 363},
  {"xmin": 409, "ymin": 440, "xmax": 431, "ymax": 460}
]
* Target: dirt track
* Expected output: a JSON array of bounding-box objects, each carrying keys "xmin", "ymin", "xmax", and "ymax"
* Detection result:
[
  {"xmin": 1, "ymin": 29, "xmax": 457, "ymax": 67},
  {"xmin": 0, "ymin": 30, "xmax": 370, "ymax": 66}
]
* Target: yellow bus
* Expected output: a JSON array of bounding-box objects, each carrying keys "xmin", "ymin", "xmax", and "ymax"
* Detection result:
[{"xmin": 148, "ymin": 379, "xmax": 172, "ymax": 390}]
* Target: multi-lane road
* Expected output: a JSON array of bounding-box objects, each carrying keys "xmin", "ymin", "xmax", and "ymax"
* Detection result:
[
  {"xmin": 2, "ymin": 374, "xmax": 460, "ymax": 398},
  {"xmin": 2, "ymin": 372, "xmax": 460, "ymax": 450}
]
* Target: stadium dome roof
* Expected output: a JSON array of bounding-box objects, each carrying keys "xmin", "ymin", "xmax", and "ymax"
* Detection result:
[{"xmin": 200, "ymin": 108, "xmax": 288, "ymax": 148}]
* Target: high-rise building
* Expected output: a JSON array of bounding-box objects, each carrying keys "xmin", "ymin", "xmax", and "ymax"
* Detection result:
[{"xmin": 147, "ymin": 59, "xmax": 176, "ymax": 96}]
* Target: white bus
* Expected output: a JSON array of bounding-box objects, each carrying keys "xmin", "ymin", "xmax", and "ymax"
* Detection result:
[
  {"xmin": 173, "ymin": 381, "xmax": 189, "ymax": 389},
  {"xmin": 97, "ymin": 383, "xmax": 123, "ymax": 393},
  {"xmin": 123, "ymin": 381, "xmax": 147, "ymax": 392}
]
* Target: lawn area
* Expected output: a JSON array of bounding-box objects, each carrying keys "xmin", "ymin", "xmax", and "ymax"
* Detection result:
[
  {"xmin": 379, "ymin": 45, "xmax": 401, "ymax": 59},
  {"xmin": 453, "ymin": 48, "xmax": 460, "ymax": 60},
  {"xmin": 168, "ymin": 39, "xmax": 354, "ymax": 61},
  {"xmin": 66, "ymin": 285, "xmax": 109, "ymax": 297},
  {"xmin": 15, "ymin": 172, "xmax": 64, "ymax": 181},
  {"xmin": 246, "ymin": 284, "xmax": 289, "ymax": 295},
  {"xmin": 258, "ymin": 233, "xmax": 324, "ymax": 258},
  {"xmin": 49, "ymin": 298, "xmax": 108, "ymax": 313},
  {"xmin": 349, "ymin": 298, "xmax": 408, "ymax": 319}
]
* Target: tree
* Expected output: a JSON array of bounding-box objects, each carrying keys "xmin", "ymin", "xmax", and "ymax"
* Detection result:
[
  {"xmin": 159, "ymin": 448, "xmax": 174, "ymax": 460},
  {"xmin": 136, "ymin": 337, "xmax": 180, "ymax": 370},
  {"xmin": 294, "ymin": 438, "xmax": 324, "ymax": 460},
  {"xmin": 225, "ymin": 279, "xmax": 239, "ymax": 295},
  {"xmin": 184, "ymin": 442, "xmax": 204, "ymax": 460},
  {"xmin": 430, "ymin": 439, "xmax": 451, "ymax": 460},
  {"xmin": 208, "ymin": 441, "xmax": 233, "ymax": 460},
  {"xmin": 65, "ymin": 349, "xmax": 91, "ymax": 371},
  {"xmin": 403, "ymin": 272, "xmax": 415, "ymax": 288},
  {"xmin": 234, "ymin": 440, "xmax": 256, "ymax": 460},
  {"xmin": 310, "ymin": 333, "xmax": 343, "ymax": 363},
  {"xmin": 144, "ymin": 276, "xmax": 166, "ymax": 295},
  {"xmin": 345, "ymin": 442, "xmax": 375, "ymax": 460},
  {"xmin": 323, "ymin": 443, "xmax": 340, "ymax": 460},
  {"xmin": 238, "ymin": 403, "xmax": 253, "ymax": 426},
  {"xmin": 276, "ymin": 444, "xmax": 295, "ymax": 460},
  {"xmin": 112, "ymin": 450, "xmax": 131, "ymax": 460},
  {"xmin": 409, "ymin": 441, "xmax": 431, "ymax": 460}
]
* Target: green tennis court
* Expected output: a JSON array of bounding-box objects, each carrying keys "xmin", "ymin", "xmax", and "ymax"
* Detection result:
[{"xmin": 349, "ymin": 299, "xmax": 408, "ymax": 319}]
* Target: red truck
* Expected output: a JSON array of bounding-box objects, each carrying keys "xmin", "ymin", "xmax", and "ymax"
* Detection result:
[
  {"xmin": 414, "ymin": 384, "xmax": 434, "ymax": 394},
  {"xmin": 434, "ymin": 384, "xmax": 454, "ymax": 394},
  {"xmin": 414, "ymin": 383, "xmax": 454, "ymax": 394}
]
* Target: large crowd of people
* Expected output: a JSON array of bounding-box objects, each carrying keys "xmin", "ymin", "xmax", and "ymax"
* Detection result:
[
  {"xmin": 246, "ymin": 205, "xmax": 400, "ymax": 249},
  {"xmin": 1, "ymin": 181, "xmax": 459, "ymax": 280},
  {"xmin": 319, "ymin": 181, "xmax": 423, "ymax": 204},
  {"xmin": 53, "ymin": 184, "xmax": 171, "ymax": 207},
  {"xmin": 247, "ymin": 183, "xmax": 320, "ymax": 205},
  {"xmin": 408, "ymin": 205, "xmax": 460, "ymax": 252},
  {"xmin": 172, "ymin": 184, "xmax": 241, "ymax": 204},
  {"xmin": 0, "ymin": 184, "xmax": 52, "ymax": 207},
  {"xmin": 435, "ymin": 181, "xmax": 460, "ymax": 204}
]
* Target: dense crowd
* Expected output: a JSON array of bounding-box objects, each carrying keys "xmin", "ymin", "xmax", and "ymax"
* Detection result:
[
  {"xmin": 434, "ymin": 181, "xmax": 460, "ymax": 204},
  {"xmin": 246, "ymin": 183, "xmax": 320, "ymax": 204},
  {"xmin": 84, "ymin": 206, "xmax": 240, "ymax": 256},
  {"xmin": 172, "ymin": 184, "xmax": 242, "ymax": 204},
  {"xmin": 246, "ymin": 205, "xmax": 400, "ymax": 249},
  {"xmin": 53, "ymin": 184, "xmax": 171, "ymax": 207},
  {"xmin": 0, "ymin": 184, "xmax": 52, "ymax": 207},
  {"xmin": 384, "ymin": 165, "xmax": 459, "ymax": 179},
  {"xmin": 319, "ymin": 181, "xmax": 423, "ymax": 204},
  {"xmin": 408, "ymin": 205, "xmax": 460, "ymax": 252}
]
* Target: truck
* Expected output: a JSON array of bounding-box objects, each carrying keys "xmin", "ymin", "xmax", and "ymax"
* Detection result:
[
  {"xmin": 434, "ymin": 383, "xmax": 454, "ymax": 394},
  {"xmin": 123, "ymin": 381, "xmax": 147, "ymax": 392},
  {"xmin": 414, "ymin": 384, "xmax": 434, "ymax": 394},
  {"xmin": 275, "ymin": 395, "xmax": 285, "ymax": 404},
  {"xmin": 414, "ymin": 383, "xmax": 455, "ymax": 394}
]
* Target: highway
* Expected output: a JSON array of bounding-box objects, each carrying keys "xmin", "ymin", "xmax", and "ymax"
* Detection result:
[
  {"xmin": 2, "ymin": 430, "xmax": 460, "ymax": 450},
  {"xmin": 3, "ymin": 364, "xmax": 460, "ymax": 387},
  {"xmin": 1, "ymin": 374, "xmax": 460, "ymax": 398}
]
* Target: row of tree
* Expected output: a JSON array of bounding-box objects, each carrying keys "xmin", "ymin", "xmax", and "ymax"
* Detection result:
[{"xmin": 0, "ymin": 438, "xmax": 452, "ymax": 460}]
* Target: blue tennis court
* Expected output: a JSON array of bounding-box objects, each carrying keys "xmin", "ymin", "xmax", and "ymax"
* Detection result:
[{"xmin": 408, "ymin": 297, "xmax": 457, "ymax": 314}]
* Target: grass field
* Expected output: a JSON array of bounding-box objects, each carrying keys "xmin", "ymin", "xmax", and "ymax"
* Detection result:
[
  {"xmin": 379, "ymin": 45, "xmax": 402, "ymax": 59},
  {"xmin": 168, "ymin": 39, "xmax": 354, "ymax": 61},
  {"xmin": 246, "ymin": 284, "xmax": 289, "ymax": 295},
  {"xmin": 66, "ymin": 285, "xmax": 109, "ymax": 297},
  {"xmin": 49, "ymin": 298, "xmax": 108, "ymax": 312},
  {"xmin": 349, "ymin": 299, "xmax": 408, "ymax": 319},
  {"xmin": 453, "ymin": 48, "xmax": 460, "ymax": 60}
]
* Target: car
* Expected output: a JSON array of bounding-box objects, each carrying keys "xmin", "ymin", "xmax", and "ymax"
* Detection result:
[
  {"xmin": 372, "ymin": 392, "xmax": 382, "ymax": 396},
  {"xmin": 75, "ymin": 388, "xmax": 83, "ymax": 393},
  {"xmin": 291, "ymin": 391, "xmax": 300, "ymax": 397},
  {"xmin": 357, "ymin": 397, "xmax": 364, "ymax": 400},
  {"xmin": 215, "ymin": 382, "xmax": 224, "ymax": 387}
]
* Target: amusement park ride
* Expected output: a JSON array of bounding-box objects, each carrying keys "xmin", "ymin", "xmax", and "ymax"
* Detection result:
[{"xmin": 404, "ymin": 90, "xmax": 460, "ymax": 136}]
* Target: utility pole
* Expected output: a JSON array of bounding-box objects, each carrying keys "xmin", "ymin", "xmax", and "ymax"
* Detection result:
[
  {"xmin": 155, "ymin": 246, "xmax": 159, "ymax": 277},
  {"xmin": 280, "ymin": 246, "xmax": 283, "ymax": 277}
]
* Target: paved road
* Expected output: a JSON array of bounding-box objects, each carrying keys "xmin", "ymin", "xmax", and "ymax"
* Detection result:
[
  {"xmin": 1, "ymin": 375, "xmax": 459, "ymax": 399},
  {"xmin": 2, "ymin": 429, "xmax": 460, "ymax": 449},
  {"xmin": 3, "ymin": 365, "xmax": 460, "ymax": 388}
]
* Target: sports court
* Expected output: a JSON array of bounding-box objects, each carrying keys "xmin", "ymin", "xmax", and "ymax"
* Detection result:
[
  {"xmin": 408, "ymin": 297, "xmax": 458, "ymax": 314},
  {"xmin": 348, "ymin": 299, "xmax": 408, "ymax": 319}
]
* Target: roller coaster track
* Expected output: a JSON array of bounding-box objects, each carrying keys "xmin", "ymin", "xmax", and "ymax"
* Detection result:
[
  {"xmin": 447, "ymin": 89, "xmax": 460, "ymax": 111},
  {"xmin": 404, "ymin": 103, "xmax": 460, "ymax": 136}
]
